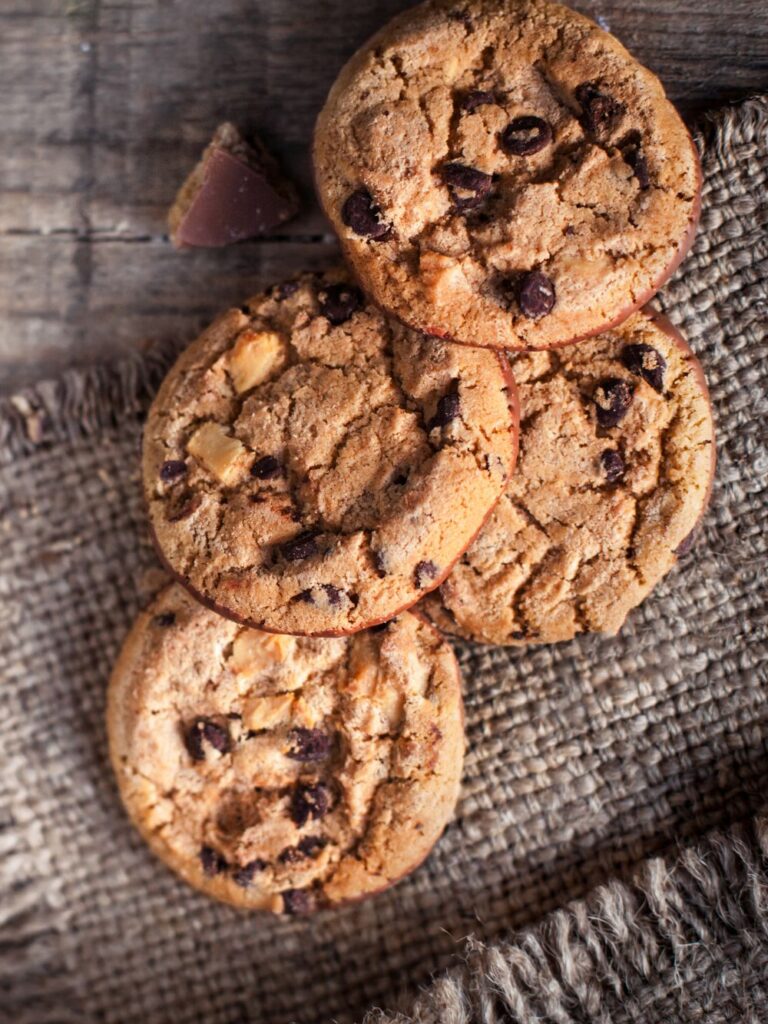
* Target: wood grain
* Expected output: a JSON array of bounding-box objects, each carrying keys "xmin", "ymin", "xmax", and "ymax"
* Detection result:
[{"xmin": 1, "ymin": 0, "xmax": 766, "ymax": 392}]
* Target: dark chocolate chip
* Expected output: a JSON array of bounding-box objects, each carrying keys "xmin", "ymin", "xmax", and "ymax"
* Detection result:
[
  {"xmin": 159, "ymin": 460, "xmax": 187, "ymax": 483},
  {"xmin": 621, "ymin": 344, "xmax": 666, "ymax": 393},
  {"xmin": 279, "ymin": 531, "xmax": 320, "ymax": 562},
  {"xmin": 414, "ymin": 560, "xmax": 439, "ymax": 589},
  {"xmin": 184, "ymin": 717, "xmax": 231, "ymax": 761},
  {"xmin": 152, "ymin": 611, "xmax": 176, "ymax": 628},
  {"xmin": 202, "ymin": 720, "xmax": 231, "ymax": 754},
  {"xmin": 282, "ymin": 889, "xmax": 312, "ymax": 915},
  {"xmin": 233, "ymin": 859, "xmax": 267, "ymax": 887},
  {"xmin": 429, "ymin": 388, "xmax": 461, "ymax": 430},
  {"xmin": 290, "ymin": 782, "xmax": 332, "ymax": 826},
  {"xmin": 318, "ymin": 283, "xmax": 364, "ymax": 326},
  {"xmin": 439, "ymin": 162, "xmax": 492, "ymax": 211},
  {"xmin": 518, "ymin": 271, "xmax": 556, "ymax": 319},
  {"xmin": 298, "ymin": 835, "xmax": 328, "ymax": 858},
  {"xmin": 392, "ymin": 469, "xmax": 409, "ymax": 486},
  {"xmin": 460, "ymin": 89, "xmax": 496, "ymax": 112},
  {"xmin": 601, "ymin": 449, "xmax": 625, "ymax": 483},
  {"xmin": 373, "ymin": 550, "xmax": 388, "ymax": 578},
  {"xmin": 274, "ymin": 279, "xmax": 300, "ymax": 300},
  {"xmin": 675, "ymin": 530, "xmax": 697, "ymax": 557},
  {"xmin": 510, "ymin": 630, "xmax": 526, "ymax": 641},
  {"xmin": 251, "ymin": 454, "xmax": 282, "ymax": 479},
  {"xmin": 322, "ymin": 584, "xmax": 342, "ymax": 606},
  {"xmin": 200, "ymin": 846, "xmax": 227, "ymax": 877},
  {"xmin": 341, "ymin": 189, "xmax": 391, "ymax": 240},
  {"xmin": 619, "ymin": 131, "xmax": 650, "ymax": 190},
  {"xmin": 279, "ymin": 845, "xmax": 304, "ymax": 865},
  {"xmin": 166, "ymin": 491, "xmax": 201, "ymax": 522},
  {"xmin": 500, "ymin": 116, "xmax": 553, "ymax": 156},
  {"xmin": 287, "ymin": 729, "xmax": 333, "ymax": 763},
  {"xmin": 593, "ymin": 378, "xmax": 634, "ymax": 428},
  {"xmin": 575, "ymin": 82, "xmax": 625, "ymax": 137}
]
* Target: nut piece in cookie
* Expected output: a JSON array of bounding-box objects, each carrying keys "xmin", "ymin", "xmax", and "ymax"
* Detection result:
[
  {"xmin": 107, "ymin": 585, "xmax": 465, "ymax": 913},
  {"xmin": 168, "ymin": 122, "xmax": 299, "ymax": 248}
]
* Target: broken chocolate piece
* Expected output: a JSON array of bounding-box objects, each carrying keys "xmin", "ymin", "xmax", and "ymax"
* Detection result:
[
  {"xmin": 601, "ymin": 449, "xmax": 625, "ymax": 483},
  {"xmin": 279, "ymin": 531, "xmax": 320, "ymax": 562},
  {"xmin": 282, "ymin": 889, "xmax": 313, "ymax": 915},
  {"xmin": 575, "ymin": 82, "xmax": 625, "ymax": 138},
  {"xmin": 318, "ymin": 283, "xmax": 364, "ymax": 326},
  {"xmin": 184, "ymin": 717, "xmax": 231, "ymax": 761},
  {"xmin": 287, "ymin": 730, "xmax": 333, "ymax": 764},
  {"xmin": 278, "ymin": 845, "xmax": 304, "ymax": 865},
  {"xmin": 439, "ymin": 162, "xmax": 492, "ymax": 211},
  {"xmin": 168, "ymin": 122, "xmax": 299, "ymax": 248},
  {"xmin": 165, "ymin": 491, "xmax": 202, "ymax": 522},
  {"xmin": 298, "ymin": 836, "xmax": 328, "ymax": 858},
  {"xmin": 159, "ymin": 460, "xmax": 187, "ymax": 483},
  {"xmin": 460, "ymin": 89, "xmax": 496, "ymax": 112},
  {"xmin": 619, "ymin": 131, "xmax": 651, "ymax": 190},
  {"xmin": 593, "ymin": 378, "xmax": 634, "ymax": 428},
  {"xmin": 341, "ymin": 188, "xmax": 391, "ymax": 240},
  {"xmin": 621, "ymin": 343, "xmax": 666, "ymax": 393},
  {"xmin": 414, "ymin": 560, "xmax": 439, "ymax": 589},
  {"xmin": 290, "ymin": 783, "xmax": 332, "ymax": 826},
  {"xmin": 233, "ymin": 859, "xmax": 267, "ymax": 887},
  {"xmin": 152, "ymin": 611, "xmax": 176, "ymax": 628},
  {"xmin": 200, "ymin": 846, "xmax": 227, "ymax": 877},
  {"xmin": 500, "ymin": 116, "xmax": 553, "ymax": 156},
  {"xmin": 518, "ymin": 271, "xmax": 556, "ymax": 319},
  {"xmin": 251, "ymin": 454, "xmax": 282, "ymax": 479},
  {"xmin": 429, "ymin": 388, "xmax": 461, "ymax": 430}
]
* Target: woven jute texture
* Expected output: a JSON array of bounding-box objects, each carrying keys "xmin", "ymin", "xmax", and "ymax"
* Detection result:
[{"xmin": 1, "ymin": 96, "xmax": 767, "ymax": 1024}]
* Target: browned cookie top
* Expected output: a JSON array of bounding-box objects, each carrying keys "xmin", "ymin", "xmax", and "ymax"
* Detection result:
[
  {"xmin": 422, "ymin": 308, "xmax": 715, "ymax": 644},
  {"xmin": 143, "ymin": 270, "xmax": 518, "ymax": 635},
  {"xmin": 108, "ymin": 585, "xmax": 464, "ymax": 913},
  {"xmin": 314, "ymin": 0, "xmax": 700, "ymax": 351}
]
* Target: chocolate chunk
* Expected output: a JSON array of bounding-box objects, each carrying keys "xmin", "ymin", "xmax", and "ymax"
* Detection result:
[
  {"xmin": 318, "ymin": 283, "xmax": 364, "ymax": 326},
  {"xmin": 593, "ymin": 378, "xmax": 634, "ymax": 428},
  {"xmin": 166, "ymin": 491, "xmax": 201, "ymax": 522},
  {"xmin": 232, "ymin": 859, "xmax": 267, "ymax": 887},
  {"xmin": 169, "ymin": 126, "xmax": 299, "ymax": 248},
  {"xmin": 152, "ymin": 611, "xmax": 176, "ymax": 627},
  {"xmin": 414, "ymin": 560, "xmax": 439, "ymax": 589},
  {"xmin": 341, "ymin": 189, "xmax": 391, "ymax": 240},
  {"xmin": 619, "ymin": 131, "xmax": 650, "ymax": 190},
  {"xmin": 439, "ymin": 162, "xmax": 492, "ymax": 211},
  {"xmin": 287, "ymin": 730, "xmax": 333, "ymax": 763},
  {"xmin": 621, "ymin": 343, "xmax": 666, "ymax": 393},
  {"xmin": 251, "ymin": 454, "xmax": 282, "ymax": 479},
  {"xmin": 428, "ymin": 388, "xmax": 461, "ymax": 430},
  {"xmin": 184, "ymin": 717, "xmax": 231, "ymax": 761},
  {"xmin": 518, "ymin": 271, "xmax": 556, "ymax": 319},
  {"xmin": 200, "ymin": 845, "xmax": 227, "ymax": 877},
  {"xmin": 372, "ymin": 550, "xmax": 388, "ymax": 578},
  {"xmin": 279, "ymin": 531, "xmax": 320, "ymax": 562},
  {"xmin": 460, "ymin": 89, "xmax": 496, "ymax": 112},
  {"xmin": 279, "ymin": 845, "xmax": 304, "ymax": 865},
  {"xmin": 159, "ymin": 460, "xmax": 187, "ymax": 483},
  {"xmin": 575, "ymin": 82, "xmax": 625, "ymax": 138},
  {"xmin": 675, "ymin": 530, "xmax": 697, "ymax": 557},
  {"xmin": 298, "ymin": 835, "xmax": 328, "ymax": 858},
  {"xmin": 297, "ymin": 584, "xmax": 343, "ymax": 607},
  {"xmin": 282, "ymin": 889, "xmax": 313, "ymax": 915},
  {"xmin": 290, "ymin": 782, "xmax": 332, "ymax": 826},
  {"xmin": 601, "ymin": 449, "xmax": 625, "ymax": 483},
  {"xmin": 500, "ymin": 116, "xmax": 553, "ymax": 156}
]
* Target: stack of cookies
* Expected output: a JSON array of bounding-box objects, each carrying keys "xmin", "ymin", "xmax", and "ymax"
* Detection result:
[{"xmin": 108, "ymin": 0, "xmax": 715, "ymax": 916}]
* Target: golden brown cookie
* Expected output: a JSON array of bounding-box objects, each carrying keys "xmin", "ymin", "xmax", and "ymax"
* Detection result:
[
  {"xmin": 143, "ymin": 270, "xmax": 518, "ymax": 636},
  {"xmin": 422, "ymin": 308, "xmax": 716, "ymax": 644},
  {"xmin": 314, "ymin": 0, "xmax": 701, "ymax": 351},
  {"xmin": 108, "ymin": 585, "xmax": 465, "ymax": 914}
]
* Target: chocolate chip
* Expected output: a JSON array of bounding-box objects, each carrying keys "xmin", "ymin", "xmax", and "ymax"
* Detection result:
[
  {"xmin": 166, "ymin": 491, "xmax": 201, "ymax": 522},
  {"xmin": 414, "ymin": 560, "xmax": 439, "ymax": 589},
  {"xmin": 439, "ymin": 162, "xmax": 492, "ymax": 211},
  {"xmin": 297, "ymin": 584, "xmax": 343, "ymax": 607},
  {"xmin": 298, "ymin": 835, "xmax": 328, "ymax": 858},
  {"xmin": 372, "ymin": 550, "xmax": 388, "ymax": 578},
  {"xmin": 675, "ymin": 530, "xmax": 697, "ymax": 557},
  {"xmin": 279, "ymin": 531, "xmax": 319, "ymax": 562},
  {"xmin": 370, "ymin": 621, "xmax": 391, "ymax": 633},
  {"xmin": 460, "ymin": 89, "xmax": 496, "ymax": 112},
  {"xmin": 282, "ymin": 889, "xmax": 313, "ymax": 915},
  {"xmin": 619, "ymin": 131, "xmax": 650, "ymax": 190},
  {"xmin": 279, "ymin": 845, "xmax": 304, "ymax": 865},
  {"xmin": 341, "ymin": 189, "xmax": 391, "ymax": 240},
  {"xmin": 318, "ymin": 283, "xmax": 364, "ymax": 326},
  {"xmin": 593, "ymin": 378, "xmax": 634, "ymax": 428},
  {"xmin": 251, "ymin": 454, "xmax": 282, "ymax": 479},
  {"xmin": 184, "ymin": 717, "xmax": 231, "ymax": 761},
  {"xmin": 274, "ymin": 279, "xmax": 300, "ymax": 300},
  {"xmin": 159, "ymin": 460, "xmax": 187, "ymax": 483},
  {"xmin": 429, "ymin": 387, "xmax": 461, "ymax": 431},
  {"xmin": 290, "ymin": 782, "xmax": 332, "ymax": 826},
  {"xmin": 601, "ymin": 449, "xmax": 625, "ymax": 483},
  {"xmin": 518, "ymin": 271, "xmax": 556, "ymax": 319},
  {"xmin": 152, "ymin": 611, "xmax": 176, "ymax": 627},
  {"xmin": 287, "ymin": 730, "xmax": 333, "ymax": 763},
  {"xmin": 200, "ymin": 846, "xmax": 227, "ymax": 877},
  {"xmin": 621, "ymin": 344, "xmax": 666, "ymax": 393},
  {"xmin": 575, "ymin": 82, "xmax": 625, "ymax": 137},
  {"xmin": 233, "ymin": 859, "xmax": 267, "ymax": 887},
  {"xmin": 392, "ymin": 469, "xmax": 409, "ymax": 486},
  {"xmin": 500, "ymin": 116, "xmax": 553, "ymax": 156},
  {"xmin": 511, "ymin": 630, "xmax": 526, "ymax": 641}
]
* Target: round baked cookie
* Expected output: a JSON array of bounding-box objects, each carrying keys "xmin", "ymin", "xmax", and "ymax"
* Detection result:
[
  {"xmin": 108, "ymin": 585, "xmax": 464, "ymax": 914},
  {"xmin": 143, "ymin": 270, "xmax": 518, "ymax": 636},
  {"xmin": 422, "ymin": 308, "xmax": 715, "ymax": 644},
  {"xmin": 314, "ymin": 0, "xmax": 701, "ymax": 351}
]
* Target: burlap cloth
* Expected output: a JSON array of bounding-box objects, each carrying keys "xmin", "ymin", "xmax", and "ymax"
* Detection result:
[{"xmin": 1, "ymin": 96, "xmax": 767, "ymax": 1024}]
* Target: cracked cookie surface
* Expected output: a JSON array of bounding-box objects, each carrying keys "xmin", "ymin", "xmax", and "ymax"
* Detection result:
[
  {"xmin": 108, "ymin": 585, "xmax": 464, "ymax": 914},
  {"xmin": 422, "ymin": 308, "xmax": 715, "ymax": 644},
  {"xmin": 314, "ymin": 0, "xmax": 701, "ymax": 351},
  {"xmin": 143, "ymin": 270, "xmax": 518, "ymax": 635}
]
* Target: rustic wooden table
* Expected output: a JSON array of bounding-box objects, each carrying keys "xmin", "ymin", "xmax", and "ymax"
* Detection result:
[{"xmin": 2, "ymin": 0, "xmax": 766, "ymax": 394}]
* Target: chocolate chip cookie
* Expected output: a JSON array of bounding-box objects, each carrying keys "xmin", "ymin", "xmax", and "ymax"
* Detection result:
[
  {"xmin": 143, "ymin": 270, "xmax": 518, "ymax": 636},
  {"xmin": 314, "ymin": 0, "xmax": 701, "ymax": 351},
  {"xmin": 108, "ymin": 585, "xmax": 464, "ymax": 913},
  {"xmin": 422, "ymin": 308, "xmax": 716, "ymax": 644}
]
